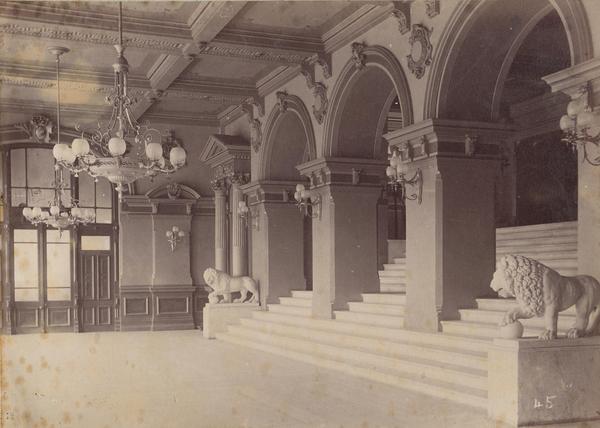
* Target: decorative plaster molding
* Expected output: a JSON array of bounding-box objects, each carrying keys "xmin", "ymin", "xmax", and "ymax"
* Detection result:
[
  {"xmin": 0, "ymin": 23, "xmax": 185, "ymax": 53},
  {"xmin": 391, "ymin": 1, "xmax": 411, "ymax": 35},
  {"xmin": 275, "ymin": 91, "xmax": 289, "ymax": 113},
  {"xmin": 425, "ymin": 0, "xmax": 440, "ymax": 18},
  {"xmin": 197, "ymin": 41, "xmax": 306, "ymax": 64},
  {"xmin": 14, "ymin": 115, "xmax": 53, "ymax": 144},
  {"xmin": 0, "ymin": 75, "xmax": 53, "ymax": 89},
  {"xmin": 163, "ymin": 91, "xmax": 243, "ymax": 105},
  {"xmin": 407, "ymin": 24, "xmax": 433, "ymax": 79},
  {"xmin": 464, "ymin": 134, "xmax": 477, "ymax": 157},
  {"xmin": 249, "ymin": 118, "xmax": 262, "ymax": 153},
  {"xmin": 315, "ymin": 54, "xmax": 332, "ymax": 79},
  {"xmin": 351, "ymin": 42, "xmax": 367, "ymax": 70},
  {"xmin": 312, "ymin": 83, "xmax": 328, "ymax": 125}
]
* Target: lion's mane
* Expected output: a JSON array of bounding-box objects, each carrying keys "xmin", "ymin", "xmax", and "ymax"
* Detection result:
[{"xmin": 498, "ymin": 255, "xmax": 546, "ymax": 316}]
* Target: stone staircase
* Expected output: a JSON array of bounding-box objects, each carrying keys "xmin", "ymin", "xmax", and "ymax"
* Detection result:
[
  {"xmin": 441, "ymin": 221, "xmax": 578, "ymax": 339},
  {"xmin": 217, "ymin": 290, "xmax": 489, "ymax": 409},
  {"xmin": 216, "ymin": 221, "xmax": 578, "ymax": 410}
]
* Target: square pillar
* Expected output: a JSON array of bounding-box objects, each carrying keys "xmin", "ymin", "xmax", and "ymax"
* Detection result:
[
  {"xmin": 385, "ymin": 119, "xmax": 511, "ymax": 332},
  {"xmin": 244, "ymin": 181, "xmax": 305, "ymax": 307},
  {"xmin": 298, "ymin": 158, "xmax": 386, "ymax": 319}
]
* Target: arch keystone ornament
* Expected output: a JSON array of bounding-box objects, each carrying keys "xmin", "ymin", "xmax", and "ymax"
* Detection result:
[
  {"xmin": 407, "ymin": 24, "xmax": 433, "ymax": 79},
  {"xmin": 351, "ymin": 42, "xmax": 367, "ymax": 70}
]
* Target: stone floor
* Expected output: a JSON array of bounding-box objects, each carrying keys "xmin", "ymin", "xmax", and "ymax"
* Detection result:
[{"xmin": 0, "ymin": 330, "xmax": 597, "ymax": 428}]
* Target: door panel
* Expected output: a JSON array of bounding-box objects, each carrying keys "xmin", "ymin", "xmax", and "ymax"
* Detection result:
[{"xmin": 80, "ymin": 252, "xmax": 114, "ymax": 332}]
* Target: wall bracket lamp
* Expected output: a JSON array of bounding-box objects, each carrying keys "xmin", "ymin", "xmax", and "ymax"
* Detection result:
[
  {"xmin": 294, "ymin": 184, "xmax": 321, "ymax": 218},
  {"xmin": 385, "ymin": 148, "xmax": 423, "ymax": 204},
  {"xmin": 166, "ymin": 226, "xmax": 185, "ymax": 252},
  {"xmin": 238, "ymin": 200, "xmax": 259, "ymax": 230}
]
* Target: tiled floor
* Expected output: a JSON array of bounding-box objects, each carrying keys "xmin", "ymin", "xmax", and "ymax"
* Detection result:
[{"xmin": 0, "ymin": 330, "xmax": 595, "ymax": 428}]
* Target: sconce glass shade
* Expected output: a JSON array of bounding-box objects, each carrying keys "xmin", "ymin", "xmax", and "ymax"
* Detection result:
[
  {"xmin": 567, "ymin": 98, "xmax": 584, "ymax": 118},
  {"xmin": 145, "ymin": 142, "xmax": 163, "ymax": 161},
  {"xmin": 559, "ymin": 115, "xmax": 574, "ymax": 131}
]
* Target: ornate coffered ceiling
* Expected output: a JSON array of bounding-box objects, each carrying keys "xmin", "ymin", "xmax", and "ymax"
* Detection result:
[{"xmin": 0, "ymin": 1, "xmax": 390, "ymax": 129}]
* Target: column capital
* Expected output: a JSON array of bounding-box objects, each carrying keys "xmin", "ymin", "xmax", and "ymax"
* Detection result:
[
  {"xmin": 296, "ymin": 157, "xmax": 387, "ymax": 189},
  {"xmin": 384, "ymin": 119, "xmax": 514, "ymax": 163},
  {"xmin": 543, "ymin": 57, "xmax": 600, "ymax": 98},
  {"xmin": 241, "ymin": 180, "xmax": 297, "ymax": 206}
]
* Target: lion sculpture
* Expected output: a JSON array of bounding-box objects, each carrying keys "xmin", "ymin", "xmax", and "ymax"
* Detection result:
[
  {"xmin": 203, "ymin": 267, "xmax": 259, "ymax": 304},
  {"xmin": 490, "ymin": 255, "xmax": 600, "ymax": 340}
]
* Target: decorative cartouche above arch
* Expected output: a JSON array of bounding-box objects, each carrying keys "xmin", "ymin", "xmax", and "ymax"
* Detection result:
[{"xmin": 407, "ymin": 24, "xmax": 433, "ymax": 79}]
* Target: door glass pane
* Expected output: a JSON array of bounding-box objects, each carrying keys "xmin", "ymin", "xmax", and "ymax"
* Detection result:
[
  {"xmin": 27, "ymin": 188, "xmax": 54, "ymax": 207},
  {"xmin": 27, "ymin": 149, "xmax": 54, "ymax": 188},
  {"xmin": 14, "ymin": 229, "xmax": 37, "ymax": 242},
  {"xmin": 47, "ymin": 230, "xmax": 71, "ymax": 301},
  {"xmin": 81, "ymin": 236, "xmax": 111, "ymax": 251},
  {"xmin": 96, "ymin": 178, "xmax": 112, "ymax": 208},
  {"xmin": 14, "ymin": 241, "xmax": 39, "ymax": 302},
  {"xmin": 11, "ymin": 188, "xmax": 26, "ymax": 207},
  {"xmin": 95, "ymin": 209, "xmax": 112, "ymax": 224},
  {"xmin": 78, "ymin": 173, "xmax": 95, "ymax": 207},
  {"xmin": 10, "ymin": 148, "xmax": 26, "ymax": 187}
]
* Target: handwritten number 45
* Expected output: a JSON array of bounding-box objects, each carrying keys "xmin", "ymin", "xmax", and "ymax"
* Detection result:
[{"xmin": 534, "ymin": 395, "xmax": 557, "ymax": 409}]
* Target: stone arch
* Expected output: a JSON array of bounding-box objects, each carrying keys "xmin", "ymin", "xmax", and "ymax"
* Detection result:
[
  {"xmin": 424, "ymin": 0, "xmax": 593, "ymax": 120},
  {"xmin": 323, "ymin": 44, "xmax": 413, "ymax": 158},
  {"xmin": 258, "ymin": 93, "xmax": 316, "ymax": 180}
]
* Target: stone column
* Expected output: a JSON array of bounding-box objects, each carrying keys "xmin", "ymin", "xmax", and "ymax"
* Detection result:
[
  {"xmin": 298, "ymin": 158, "xmax": 386, "ymax": 319},
  {"xmin": 244, "ymin": 181, "xmax": 304, "ymax": 307},
  {"xmin": 543, "ymin": 58, "xmax": 600, "ymax": 281},
  {"xmin": 386, "ymin": 120, "xmax": 510, "ymax": 332},
  {"xmin": 212, "ymin": 183, "xmax": 227, "ymax": 272},
  {"xmin": 230, "ymin": 178, "xmax": 247, "ymax": 277}
]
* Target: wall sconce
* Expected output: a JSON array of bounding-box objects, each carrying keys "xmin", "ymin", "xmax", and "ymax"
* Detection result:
[
  {"xmin": 560, "ymin": 84, "xmax": 600, "ymax": 166},
  {"xmin": 238, "ymin": 200, "xmax": 259, "ymax": 230},
  {"xmin": 294, "ymin": 184, "xmax": 321, "ymax": 218},
  {"xmin": 166, "ymin": 226, "xmax": 185, "ymax": 252},
  {"xmin": 386, "ymin": 149, "xmax": 423, "ymax": 204}
]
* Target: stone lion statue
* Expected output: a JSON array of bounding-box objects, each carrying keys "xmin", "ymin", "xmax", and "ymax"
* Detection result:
[
  {"xmin": 490, "ymin": 255, "xmax": 600, "ymax": 340},
  {"xmin": 203, "ymin": 267, "xmax": 259, "ymax": 304}
]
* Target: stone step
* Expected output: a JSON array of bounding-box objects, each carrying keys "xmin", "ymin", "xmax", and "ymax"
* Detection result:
[
  {"xmin": 475, "ymin": 298, "xmax": 577, "ymax": 315},
  {"xmin": 378, "ymin": 270, "xmax": 406, "ymax": 278},
  {"xmin": 392, "ymin": 258, "xmax": 407, "ymax": 264},
  {"xmin": 290, "ymin": 290, "xmax": 313, "ymax": 299},
  {"xmin": 458, "ymin": 309, "xmax": 575, "ymax": 330},
  {"xmin": 239, "ymin": 318, "xmax": 488, "ymax": 372},
  {"xmin": 361, "ymin": 293, "xmax": 406, "ymax": 305},
  {"xmin": 494, "ymin": 249, "xmax": 577, "ymax": 260},
  {"xmin": 217, "ymin": 331, "xmax": 487, "ymax": 410},
  {"xmin": 495, "ymin": 235, "xmax": 577, "ymax": 248},
  {"xmin": 334, "ymin": 310, "xmax": 404, "ymax": 329},
  {"xmin": 495, "ymin": 243, "xmax": 578, "ymax": 258},
  {"xmin": 379, "ymin": 276, "xmax": 406, "ymax": 284},
  {"xmin": 441, "ymin": 320, "xmax": 569, "ymax": 339},
  {"xmin": 496, "ymin": 221, "xmax": 577, "ymax": 235},
  {"xmin": 227, "ymin": 325, "xmax": 487, "ymax": 392},
  {"xmin": 278, "ymin": 296, "xmax": 312, "ymax": 307},
  {"xmin": 382, "ymin": 263, "xmax": 406, "ymax": 271},
  {"xmin": 267, "ymin": 303, "xmax": 311, "ymax": 317},
  {"xmin": 380, "ymin": 284, "xmax": 407, "ymax": 293},
  {"xmin": 348, "ymin": 302, "xmax": 405, "ymax": 316},
  {"xmin": 496, "ymin": 227, "xmax": 577, "ymax": 241},
  {"xmin": 251, "ymin": 311, "xmax": 491, "ymax": 354}
]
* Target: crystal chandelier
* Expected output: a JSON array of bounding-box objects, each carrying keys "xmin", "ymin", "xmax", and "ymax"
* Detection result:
[
  {"xmin": 51, "ymin": 2, "xmax": 187, "ymax": 196},
  {"xmin": 22, "ymin": 168, "xmax": 95, "ymax": 234},
  {"xmin": 560, "ymin": 84, "xmax": 600, "ymax": 166},
  {"xmin": 22, "ymin": 46, "xmax": 95, "ymax": 233}
]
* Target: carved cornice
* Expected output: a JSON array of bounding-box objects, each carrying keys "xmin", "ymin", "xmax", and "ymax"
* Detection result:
[
  {"xmin": 425, "ymin": 0, "xmax": 440, "ymax": 18},
  {"xmin": 197, "ymin": 42, "xmax": 308, "ymax": 64},
  {"xmin": 213, "ymin": 27, "xmax": 322, "ymax": 54},
  {"xmin": 0, "ymin": 23, "xmax": 186, "ymax": 53},
  {"xmin": 391, "ymin": 1, "xmax": 411, "ymax": 35},
  {"xmin": 142, "ymin": 112, "xmax": 220, "ymax": 127},
  {"xmin": 256, "ymin": 66, "xmax": 300, "ymax": 98},
  {"xmin": 296, "ymin": 157, "xmax": 387, "ymax": 189}
]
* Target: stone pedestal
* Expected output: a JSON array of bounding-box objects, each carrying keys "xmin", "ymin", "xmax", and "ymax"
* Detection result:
[
  {"xmin": 488, "ymin": 337, "xmax": 600, "ymax": 427},
  {"xmin": 298, "ymin": 158, "xmax": 386, "ymax": 319},
  {"xmin": 202, "ymin": 302, "xmax": 260, "ymax": 339},
  {"xmin": 244, "ymin": 181, "xmax": 305, "ymax": 307}
]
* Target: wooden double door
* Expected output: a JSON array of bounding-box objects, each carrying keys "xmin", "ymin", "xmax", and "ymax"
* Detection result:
[{"xmin": 79, "ymin": 251, "xmax": 117, "ymax": 332}]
